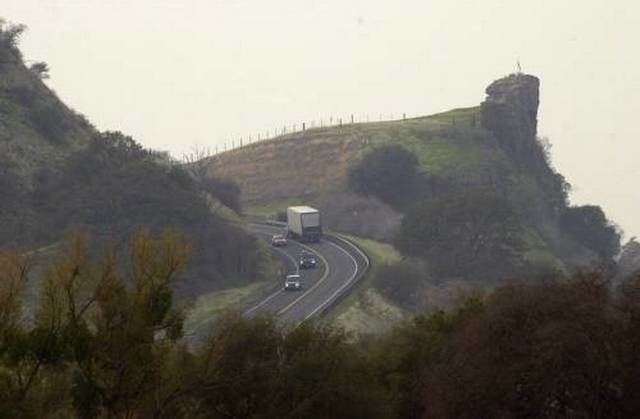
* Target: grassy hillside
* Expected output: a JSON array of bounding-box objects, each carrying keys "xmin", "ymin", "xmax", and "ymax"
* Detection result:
[
  {"xmin": 206, "ymin": 107, "xmax": 499, "ymax": 204},
  {"xmin": 202, "ymin": 74, "xmax": 619, "ymax": 310},
  {"xmin": 0, "ymin": 22, "xmax": 276, "ymax": 300},
  {"xmin": 0, "ymin": 27, "xmax": 94, "ymax": 180}
]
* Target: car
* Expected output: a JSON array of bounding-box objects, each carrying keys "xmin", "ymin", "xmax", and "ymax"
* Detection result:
[
  {"xmin": 284, "ymin": 274, "xmax": 302, "ymax": 291},
  {"xmin": 299, "ymin": 252, "xmax": 317, "ymax": 269},
  {"xmin": 271, "ymin": 234, "xmax": 287, "ymax": 247}
]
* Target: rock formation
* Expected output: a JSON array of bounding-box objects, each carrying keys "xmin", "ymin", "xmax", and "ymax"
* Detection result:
[{"xmin": 480, "ymin": 73, "xmax": 540, "ymax": 159}]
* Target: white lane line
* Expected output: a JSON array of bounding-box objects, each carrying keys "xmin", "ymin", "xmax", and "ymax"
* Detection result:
[
  {"xmin": 277, "ymin": 247, "xmax": 330, "ymax": 316},
  {"xmin": 302, "ymin": 239, "xmax": 359, "ymax": 321},
  {"xmin": 244, "ymin": 240, "xmax": 298, "ymax": 316},
  {"xmin": 333, "ymin": 234, "xmax": 371, "ymax": 269},
  {"xmin": 250, "ymin": 224, "xmax": 332, "ymax": 317},
  {"xmin": 244, "ymin": 288, "xmax": 283, "ymax": 315}
]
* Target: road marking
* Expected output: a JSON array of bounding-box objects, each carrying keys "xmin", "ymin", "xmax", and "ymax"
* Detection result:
[
  {"xmin": 302, "ymin": 239, "xmax": 360, "ymax": 321},
  {"xmin": 244, "ymin": 288, "xmax": 283, "ymax": 315},
  {"xmin": 246, "ymin": 223, "xmax": 369, "ymax": 322},
  {"xmin": 245, "ymin": 227, "xmax": 323, "ymax": 316},
  {"xmin": 276, "ymin": 244, "xmax": 330, "ymax": 316},
  {"xmin": 243, "ymin": 237, "xmax": 299, "ymax": 315}
]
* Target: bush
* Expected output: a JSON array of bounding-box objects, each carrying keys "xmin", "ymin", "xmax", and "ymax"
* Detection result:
[
  {"xmin": 26, "ymin": 132, "xmax": 267, "ymax": 289},
  {"xmin": 560, "ymin": 205, "xmax": 621, "ymax": 260},
  {"xmin": 373, "ymin": 260, "xmax": 428, "ymax": 310},
  {"xmin": 348, "ymin": 145, "xmax": 421, "ymax": 209},
  {"xmin": 395, "ymin": 190, "xmax": 525, "ymax": 281},
  {"xmin": 29, "ymin": 101, "xmax": 71, "ymax": 144}
]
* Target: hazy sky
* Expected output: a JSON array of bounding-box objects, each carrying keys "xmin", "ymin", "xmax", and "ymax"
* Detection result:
[{"xmin": 5, "ymin": 0, "xmax": 640, "ymax": 239}]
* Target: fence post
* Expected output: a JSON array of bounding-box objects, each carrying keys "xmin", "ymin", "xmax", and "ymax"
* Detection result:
[
  {"xmin": 339, "ymin": 118, "xmax": 342, "ymax": 127},
  {"xmin": 303, "ymin": 122, "xmax": 306, "ymax": 131}
]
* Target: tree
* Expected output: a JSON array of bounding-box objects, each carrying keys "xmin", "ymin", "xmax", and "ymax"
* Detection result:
[
  {"xmin": 0, "ymin": 20, "xmax": 27, "ymax": 62},
  {"xmin": 560, "ymin": 205, "xmax": 621, "ymax": 261},
  {"xmin": 348, "ymin": 145, "xmax": 421, "ymax": 209},
  {"xmin": 394, "ymin": 190, "xmax": 524, "ymax": 280},
  {"xmin": 29, "ymin": 62, "xmax": 49, "ymax": 79},
  {"xmin": 420, "ymin": 273, "xmax": 630, "ymax": 418},
  {"xmin": 191, "ymin": 315, "xmax": 391, "ymax": 419},
  {"xmin": 0, "ymin": 231, "xmax": 191, "ymax": 418}
]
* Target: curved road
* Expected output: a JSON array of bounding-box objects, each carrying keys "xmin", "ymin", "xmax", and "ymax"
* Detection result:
[{"xmin": 245, "ymin": 223, "xmax": 368, "ymax": 325}]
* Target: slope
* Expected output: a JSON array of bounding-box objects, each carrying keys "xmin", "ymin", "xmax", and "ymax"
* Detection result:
[
  {"xmin": 203, "ymin": 74, "xmax": 615, "ymax": 278},
  {"xmin": 0, "ymin": 22, "xmax": 275, "ymax": 299}
]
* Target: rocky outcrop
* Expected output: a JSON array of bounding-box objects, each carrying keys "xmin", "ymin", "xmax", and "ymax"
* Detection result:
[{"xmin": 480, "ymin": 73, "xmax": 540, "ymax": 158}]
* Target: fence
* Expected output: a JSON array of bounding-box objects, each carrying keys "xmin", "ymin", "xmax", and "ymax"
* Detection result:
[{"xmin": 187, "ymin": 112, "xmax": 414, "ymax": 160}]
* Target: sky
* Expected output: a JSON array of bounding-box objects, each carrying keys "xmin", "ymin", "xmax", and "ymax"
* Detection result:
[{"xmin": 4, "ymin": 0, "xmax": 640, "ymax": 239}]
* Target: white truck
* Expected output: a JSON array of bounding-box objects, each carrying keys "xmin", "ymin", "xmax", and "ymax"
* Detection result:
[{"xmin": 286, "ymin": 206, "xmax": 322, "ymax": 243}]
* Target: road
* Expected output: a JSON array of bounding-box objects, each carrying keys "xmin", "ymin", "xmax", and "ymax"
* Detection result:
[{"xmin": 245, "ymin": 223, "xmax": 369, "ymax": 325}]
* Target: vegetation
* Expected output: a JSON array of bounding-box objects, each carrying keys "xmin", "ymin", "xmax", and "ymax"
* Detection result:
[
  {"xmin": 3, "ymin": 233, "xmax": 640, "ymax": 418},
  {"xmin": 348, "ymin": 144, "xmax": 422, "ymax": 209},
  {"xmin": 0, "ymin": 130, "xmax": 269, "ymax": 292},
  {"xmin": 394, "ymin": 190, "xmax": 524, "ymax": 281},
  {"xmin": 0, "ymin": 233, "xmax": 390, "ymax": 418},
  {"xmin": 560, "ymin": 205, "xmax": 621, "ymax": 261},
  {"xmin": 0, "ymin": 23, "xmax": 269, "ymax": 293},
  {"xmin": 0, "ymin": 19, "xmax": 26, "ymax": 64}
]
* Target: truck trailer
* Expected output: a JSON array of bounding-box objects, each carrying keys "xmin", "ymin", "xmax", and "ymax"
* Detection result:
[{"xmin": 286, "ymin": 206, "xmax": 322, "ymax": 242}]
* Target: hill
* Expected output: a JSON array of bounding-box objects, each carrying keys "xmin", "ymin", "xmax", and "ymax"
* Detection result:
[
  {"xmin": 202, "ymin": 73, "xmax": 620, "ymax": 310},
  {"xmin": 0, "ymin": 21, "xmax": 274, "ymax": 298}
]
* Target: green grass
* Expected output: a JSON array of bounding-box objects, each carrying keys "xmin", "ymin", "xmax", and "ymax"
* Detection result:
[
  {"xmin": 346, "ymin": 106, "xmax": 506, "ymax": 179},
  {"xmin": 328, "ymin": 234, "xmax": 407, "ymax": 335},
  {"xmin": 340, "ymin": 234, "xmax": 401, "ymax": 266},
  {"xmin": 245, "ymin": 198, "xmax": 306, "ymax": 219},
  {"xmin": 522, "ymin": 229, "xmax": 567, "ymax": 273},
  {"xmin": 184, "ymin": 281, "xmax": 270, "ymax": 336}
]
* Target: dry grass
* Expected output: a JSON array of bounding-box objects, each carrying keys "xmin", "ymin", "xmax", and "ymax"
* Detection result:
[{"xmin": 203, "ymin": 107, "xmax": 497, "ymax": 205}]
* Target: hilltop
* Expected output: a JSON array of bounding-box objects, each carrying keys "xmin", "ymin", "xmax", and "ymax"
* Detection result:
[{"xmin": 0, "ymin": 23, "xmax": 94, "ymax": 180}]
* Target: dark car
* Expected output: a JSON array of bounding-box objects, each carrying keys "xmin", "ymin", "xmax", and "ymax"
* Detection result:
[
  {"xmin": 299, "ymin": 252, "xmax": 317, "ymax": 269},
  {"xmin": 271, "ymin": 234, "xmax": 287, "ymax": 247},
  {"xmin": 284, "ymin": 274, "xmax": 302, "ymax": 291}
]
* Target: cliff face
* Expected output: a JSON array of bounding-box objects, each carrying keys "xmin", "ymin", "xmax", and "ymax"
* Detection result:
[
  {"xmin": 480, "ymin": 74, "xmax": 540, "ymax": 159},
  {"xmin": 480, "ymin": 74, "xmax": 569, "ymax": 222}
]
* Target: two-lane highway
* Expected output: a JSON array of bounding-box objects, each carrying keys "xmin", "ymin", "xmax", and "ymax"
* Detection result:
[{"xmin": 245, "ymin": 223, "xmax": 367, "ymax": 325}]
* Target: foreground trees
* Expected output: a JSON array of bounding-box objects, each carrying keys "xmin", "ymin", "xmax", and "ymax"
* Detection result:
[
  {"xmin": 3, "ymin": 232, "xmax": 640, "ymax": 418},
  {"xmin": 0, "ymin": 233, "xmax": 390, "ymax": 418}
]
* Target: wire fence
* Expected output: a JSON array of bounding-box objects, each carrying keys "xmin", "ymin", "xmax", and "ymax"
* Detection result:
[
  {"xmin": 201, "ymin": 112, "xmax": 413, "ymax": 158},
  {"xmin": 183, "ymin": 110, "xmax": 480, "ymax": 164}
]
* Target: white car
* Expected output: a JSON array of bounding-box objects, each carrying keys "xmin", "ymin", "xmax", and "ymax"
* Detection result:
[{"xmin": 284, "ymin": 274, "xmax": 302, "ymax": 291}]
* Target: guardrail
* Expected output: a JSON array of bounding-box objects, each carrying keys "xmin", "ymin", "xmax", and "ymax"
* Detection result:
[{"xmin": 310, "ymin": 234, "xmax": 371, "ymax": 320}]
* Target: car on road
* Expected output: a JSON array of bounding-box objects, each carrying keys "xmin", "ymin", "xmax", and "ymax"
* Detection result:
[
  {"xmin": 284, "ymin": 274, "xmax": 302, "ymax": 291},
  {"xmin": 299, "ymin": 251, "xmax": 317, "ymax": 269},
  {"xmin": 271, "ymin": 234, "xmax": 288, "ymax": 247}
]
